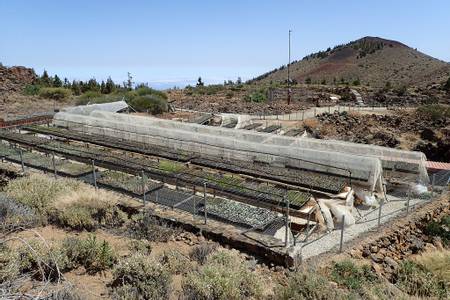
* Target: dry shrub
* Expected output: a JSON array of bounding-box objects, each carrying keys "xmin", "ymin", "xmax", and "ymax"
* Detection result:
[
  {"xmin": 303, "ymin": 118, "xmax": 319, "ymax": 129},
  {"xmin": 189, "ymin": 243, "xmax": 218, "ymax": 265},
  {"xmin": 319, "ymin": 123, "xmax": 338, "ymax": 137},
  {"xmin": 275, "ymin": 270, "xmax": 348, "ymax": 300},
  {"xmin": 52, "ymin": 187, "xmax": 126, "ymax": 231},
  {"xmin": 413, "ymin": 249, "xmax": 450, "ymax": 283},
  {"xmin": 4, "ymin": 174, "xmax": 81, "ymax": 222},
  {"xmin": 331, "ymin": 259, "xmax": 378, "ymax": 290},
  {"xmin": 0, "ymin": 245, "xmax": 19, "ymax": 283},
  {"xmin": 0, "ymin": 195, "xmax": 38, "ymax": 232},
  {"xmin": 159, "ymin": 249, "xmax": 192, "ymax": 275},
  {"xmin": 182, "ymin": 249, "xmax": 263, "ymax": 300},
  {"xmin": 128, "ymin": 210, "xmax": 181, "ymax": 242},
  {"xmin": 111, "ymin": 252, "xmax": 171, "ymax": 300}
]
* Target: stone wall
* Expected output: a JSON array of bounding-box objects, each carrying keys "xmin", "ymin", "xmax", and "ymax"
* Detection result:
[{"xmin": 348, "ymin": 194, "xmax": 449, "ymax": 278}]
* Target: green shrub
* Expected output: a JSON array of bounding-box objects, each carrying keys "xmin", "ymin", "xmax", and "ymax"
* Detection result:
[
  {"xmin": 17, "ymin": 239, "xmax": 69, "ymax": 281},
  {"xmin": 225, "ymin": 91, "xmax": 234, "ymax": 99},
  {"xmin": 23, "ymin": 84, "xmax": 41, "ymax": 95},
  {"xmin": 395, "ymin": 260, "xmax": 447, "ymax": 298},
  {"xmin": 128, "ymin": 95, "xmax": 168, "ymax": 114},
  {"xmin": 39, "ymin": 87, "xmax": 72, "ymax": 100},
  {"xmin": 5, "ymin": 174, "xmax": 81, "ymax": 223},
  {"xmin": 0, "ymin": 245, "xmax": 19, "ymax": 283},
  {"xmin": 424, "ymin": 219, "xmax": 450, "ymax": 245},
  {"xmin": 182, "ymin": 250, "xmax": 263, "ymax": 300},
  {"xmin": 128, "ymin": 239, "xmax": 152, "ymax": 255},
  {"xmin": 76, "ymin": 93, "xmax": 121, "ymax": 105},
  {"xmin": 111, "ymin": 253, "xmax": 171, "ymax": 300},
  {"xmin": 275, "ymin": 270, "xmax": 347, "ymax": 300},
  {"xmin": 331, "ymin": 260, "xmax": 378, "ymax": 290},
  {"xmin": 135, "ymin": 86, "xmax": 168, "ymax": 99},
  {"xmin": 61, "ymin": 235, "xmax": 116, "ymax": 274},
  {"xmin": 443, "ymin": 76, "xmax": 450, "ymax": 92},
  {"xmin": 244, "ymin": 90, "xmax": 267, "ymax": 103}
]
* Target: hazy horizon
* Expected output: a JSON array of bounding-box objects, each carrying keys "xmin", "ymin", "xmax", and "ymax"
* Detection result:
[{"xmin": 2, "ymin": 0, "xmax": 450, "ymax": 89}]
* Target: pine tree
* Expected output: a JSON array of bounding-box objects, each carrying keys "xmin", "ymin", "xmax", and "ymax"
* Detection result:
[
  {"xmin": 105, "ymin": 77, "xmax": 116, "ymax": 94},
  {"xmin": 196, "ymin": 77, "xmax": 204, "ymax": 87},
  {"xmin": 71, "ymin": 80, "xmax": 81, "ymax": 95},
  {"xmin": 100, "ymin": 80, "xmax": 106, "ymax": 93},
  {"xmin": 63, "ymin": 78, "xmax": 70, "ymax": 88},
  {"xmin": 126, "ymin": 72, "xmax": 133, "ymax": 90},
  {"xmin": 53, "ymin": 75, "xmax": 62, "ymax": 87},
  {"xmin": 41, "ymin": 70, "xmax": 51, "ymax": 86},
  {"xmin": 87, "ymin": 78, "xmax": 99, "ymax": 91}
]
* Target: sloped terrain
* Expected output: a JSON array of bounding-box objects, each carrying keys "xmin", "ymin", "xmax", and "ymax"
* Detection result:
[{"xmin": 254, "ymin": 37, "xmax": 450, "ymax": 88}]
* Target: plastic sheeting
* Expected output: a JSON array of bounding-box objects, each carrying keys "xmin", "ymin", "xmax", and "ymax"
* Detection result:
[
  {"xmin": 53, "ymin": 110, "xmax": 385, "ymax": 192},
  {"xmin": 87, "ymin": 111, "xmax": 429, "ymax": 184},
  {"xmin": 62, "ymin": 101, "xmax": 128, "ymax": 115}
]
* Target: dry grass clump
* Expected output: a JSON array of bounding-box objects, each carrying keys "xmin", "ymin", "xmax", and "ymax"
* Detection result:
[
  {"xmin": 182, "ymin": 249, "xmax": 263, "ymax": 300},
  {"xmin": 52, "ymin": 187, "xmax": 127, "ymax": 231},
  {"xmin": 0, "ymin": 245, "xmax": 19, "ymax": 283},
  {"xmin": 4, "ymin": 174, "xmax": 81, "ymax": 223},
  {"xmin": 111, "ymin": 252, "xmax": 171, "ymax": 300},
  {"xmin": 330, "ymin": 259, "xmax": 378, "ymax": 290},
  {"xmin": 275, "ymin": 269, "xmax": 348, "ymax": 300},
  {"xmin": 302, "ymin": 118, "xmax": 319, "ymax": 129},
  {"xmin": 413, "ymin": 249, "xmax": 450, "ymax": 284},
  {"xmin": 394, "ymin": 260, "xmax": 448, "ymax": 298},
  {"xmin": 4, "ymin": 174, "xmax": 127, "ymax": 231}
]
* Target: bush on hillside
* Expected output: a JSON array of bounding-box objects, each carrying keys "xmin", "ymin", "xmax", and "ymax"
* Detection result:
[
  {"xmin": 51, "ymin": 188, "xmax": 127, "ymax": 231},
  {"xmin": 444, "ymin": 76, "xmax": 450, "ymax": 92},
  {"xmin": 39, "ymin": 87, "xmax": 72, "ymax": 100},
  {"xmin": 62, "ymin": 235, "xmax": 116, "ymax": 274},
  {"xmin": 244, "ymin": 90, "xmax": 267, "ymax": 103},
  {"xmin": 128, "ymin": 211, "xmax": 181, "ymax": 242},
  {"xmin": 416, "ymin": 104, "xmax": 450, "ymax": 121},
  {"xmin": 394, "ymin": 260, "xmax": 447, "ymax": 298},
  {"xmin": 23, "ymin": 84, "xmax": 41, "ymax": 96},
  {"xmin": 134, "ymin": 86, "xmax": 168, "ymax": 99},
  {"xmin": 275, "ymin": 270, "xmax": 347, "ymax": 300},
  {"xmin": 127, "ymin": 94, "xmax": 168, "ymax": 114},
  {"xmin": 5, "ymin": 174, "xmax": 81, "ymax": 223},
  {"xmin": 182, "ymin": 250, "xmax": 263, "ymax": 300},
  {"xmin": 331, "ymin": 260, "xmax": 378, "ymax": 290},
  {"xmin": 111, "ymin": 253, "xmax": 171, "ymax": 300}
]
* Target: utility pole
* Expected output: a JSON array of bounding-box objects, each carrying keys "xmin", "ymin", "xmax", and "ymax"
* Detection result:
[{"xmin": 287, "ymin": 29, "xmax": 292, "ymax": 105}]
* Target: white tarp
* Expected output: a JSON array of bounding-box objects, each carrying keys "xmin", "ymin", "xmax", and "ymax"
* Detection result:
[{"xmin": 62, "ymin": 101, "xmax": 128, "ymax": 115}]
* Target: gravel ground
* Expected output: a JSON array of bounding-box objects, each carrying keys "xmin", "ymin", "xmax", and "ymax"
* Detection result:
[{"xmin": 294, "ymin": 193, "xmax": 435, "ymax": 260}]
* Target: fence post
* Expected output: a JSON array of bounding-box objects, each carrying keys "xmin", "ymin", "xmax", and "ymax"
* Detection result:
[
  {"xmin": 406, "ymin": 188, "xmax": 411, "ymax": 215},
  {"xmin": 52, "ymin": 152, "xmax": 57, "ymax": 178},
  {"xmin": 92, "ymin": 159, "xmax": 97, "ymax": 189},
  {"xmin": 142, "ymin": 170, "xmax": 146, "ymax": 206},
  {"xmin": 19, "ymin": 149, "xmax": 25, "ymax": 173},
  {"xmin": 339, "ymin": 215, "xmax": 345, "ymax": 253},
  {"xmin": 285, "ymin": 197, "xmax": 290, "ymax": 248},
  {"xmin": 431, "ymin": 174, "xmax": 436, "ymax": 196},
  {"xmin": 377, "ymin": 199, "xmax": 383, "ymax": 228},
  {"xmin": 203, "ymin": 182, "xmax": 207, "ymax": 224}
]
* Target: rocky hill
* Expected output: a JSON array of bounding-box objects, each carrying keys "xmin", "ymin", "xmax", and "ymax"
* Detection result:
[
  {"xmin": 253, "ymin": 37, "xmax": 450, "ymax": 88},
  {"xmin": 0, "ymin": 64, "xmax": 36, "ymax": 94}
]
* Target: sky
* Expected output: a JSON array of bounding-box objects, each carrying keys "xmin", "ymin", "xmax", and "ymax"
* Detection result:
[{"xmin": 1, "ymin": 0, "xmax": 450, "ymax": 89}]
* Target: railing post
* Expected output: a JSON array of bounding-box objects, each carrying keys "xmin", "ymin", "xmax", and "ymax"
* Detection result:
[
  {"xmin": 203, "ymin": 182, "xmax": 207, "ymax": 224},
  {"xmin": 52, "ymin": 152, "xmax": 57, "ymax": 178},
  {"xmin": 339, "ymin": 215, "xmax": 345, "ymax": 253},
  {"xmin": 285, "ymin": 197, "xmax": 290, "ymax": 248},
  {"xmin": 142, "ymin": 170, "xmax": 146, "ymax": 206},
  {"xmin": 406, "ymin": 188, "xmax": 411, "ymax": 215},
  {"xmin": 19, "ymin": 149, "xmax": 25, "ymax": 173},
  {"xmin": 92, "ymin": 159, "xmax": 97, "ymax": 189},
  {"xmin": 431, "ymin": 174, "xmax": 436, "ymax": 196},
  {"xmin": 377, "ymin": 199, "xmax": 383, "ymax": 228}
]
